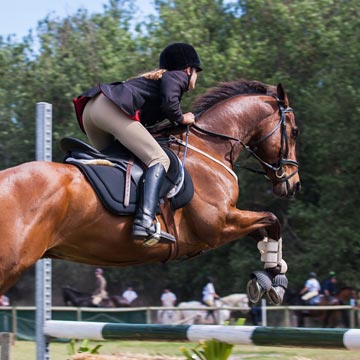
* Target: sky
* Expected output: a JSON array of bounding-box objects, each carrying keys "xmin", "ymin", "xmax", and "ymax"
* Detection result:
[{"xmin": 0, "ymin": 0, "xmax": 155, "ymax": 39}]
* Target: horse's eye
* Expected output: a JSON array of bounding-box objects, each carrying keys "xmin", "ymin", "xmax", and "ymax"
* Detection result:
[{"xmin": 291, "ymin": 128, "xmax": 299, "ymax": 139}]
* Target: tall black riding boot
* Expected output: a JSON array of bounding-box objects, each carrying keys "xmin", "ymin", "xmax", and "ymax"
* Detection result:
[{"xmin": 132, "ymin": 163, "xmax": 175, "ymax": 246}]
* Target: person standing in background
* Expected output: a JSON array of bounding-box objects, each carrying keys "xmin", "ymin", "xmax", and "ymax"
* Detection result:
[
  {"xmin": 161, "ymin": 288, "xmax": 177, "ymax": 307},
  {"xmin": 122, "ymin": 286, "xmax": 138, "ymax": 305}
]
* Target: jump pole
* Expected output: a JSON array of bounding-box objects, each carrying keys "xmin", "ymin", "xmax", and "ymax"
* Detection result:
[
  {"xmin": 44, "ymin": 321, "xmax": 360, "ymax": 351},
  {"xmin": 35, "ymin": 102, "xmax": 53, "ymax": 360}
]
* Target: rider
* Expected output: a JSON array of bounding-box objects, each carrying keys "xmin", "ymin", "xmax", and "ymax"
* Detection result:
[
  {"xmin": 92, "ymin": 268, "xmax": 108, "ymax": 306},
  {"xmin": 73, "ymin": 43, "xmax": 202, "ymax": 247},
  {"xmin": 299, "ymin": 272, "xmax": 321, "ymax": 304},
  {"xmin": 321, "ymin": 271, "xmax": 337, "ymax": 297}
]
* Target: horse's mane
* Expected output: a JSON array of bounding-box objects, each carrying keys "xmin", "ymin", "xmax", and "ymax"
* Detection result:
[{"xmin": 193, "ymin": 79, "xmax": 277, "ymax": 116}]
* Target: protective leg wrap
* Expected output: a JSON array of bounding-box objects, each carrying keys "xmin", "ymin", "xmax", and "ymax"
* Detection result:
[{"xmin": 257, "ymin": 237, "xmax": 288, "ymax": 273}]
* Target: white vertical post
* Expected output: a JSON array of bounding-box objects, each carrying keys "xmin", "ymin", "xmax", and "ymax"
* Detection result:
[
  {"xmin": 261, "ymin": 298, "xmax": 267, "ymax": 326},
  {"xmin": 35, "ymin": 102, "xmax": 52, "ymax": 360}
]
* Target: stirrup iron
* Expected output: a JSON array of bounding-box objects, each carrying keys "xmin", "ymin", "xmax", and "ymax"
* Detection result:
[{"xmin": 142, "ymin": 221, "xmax": 176, "ymax": 247}]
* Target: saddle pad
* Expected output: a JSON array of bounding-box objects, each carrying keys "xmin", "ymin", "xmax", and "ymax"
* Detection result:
[{"xmin": 65, "ymin": 152, "xmax": 194, "ymax": 216}]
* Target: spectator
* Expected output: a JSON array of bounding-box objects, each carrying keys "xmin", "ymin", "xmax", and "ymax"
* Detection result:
[
  {"xmin": 0, "ymin": 295, "xmax": 9, "ymax": 306},
  {"xmin": 161, "ymin": 288, "xmax": 177, "ymax": 307},
  {"xmin": 202, "ymin": 276, "xmax": 219, "ymax": 322},
  {"xmin": 122, "ymin": 286, "xmax": 138, "ymax": 305},
  {"xmin": 321, "ymin": 271, "xmax": 337, "ymax": 297},
  {"xmin": 299, "ymin": 272, "xmax": 321, "ymax": 304},
  {"xmin": 92, "ymin": 268, "xmax": 108, "ymax": 306},
  {"xmin": 250, "ymin": 303, "xmax": 262, "ymax": 325}
]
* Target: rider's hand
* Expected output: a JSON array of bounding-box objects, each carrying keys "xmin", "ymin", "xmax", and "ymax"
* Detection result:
[{"xmin": 181, "ymin": 112, "xmax": 196, "ymax": 125}]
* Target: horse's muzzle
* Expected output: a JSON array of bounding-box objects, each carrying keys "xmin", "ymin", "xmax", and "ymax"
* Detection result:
[{"xmin": 273, "ymin": 180, "xmax": 301, "ymax": 198}]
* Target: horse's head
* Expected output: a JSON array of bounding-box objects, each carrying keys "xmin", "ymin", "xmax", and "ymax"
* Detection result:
[
  {"xmin": 192, "ymin": 79, "xmax": 300, "ymax": 197},
  {"xmin": 249, "ymin": 84, "xmax": 301, "ymax": 198}
]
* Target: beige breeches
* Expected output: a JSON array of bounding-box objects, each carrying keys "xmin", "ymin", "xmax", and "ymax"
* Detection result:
[{"xmin": 83, "ymin": 93, "xmax": 170, "ymax": 171}]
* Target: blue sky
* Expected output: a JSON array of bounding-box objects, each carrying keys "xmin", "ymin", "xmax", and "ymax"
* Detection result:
[{"xmin": 0, "ymin": 0, "xmax": 155, "ymax": 39}]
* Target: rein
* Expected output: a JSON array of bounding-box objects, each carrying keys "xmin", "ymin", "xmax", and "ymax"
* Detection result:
[
  {"xmin": 169, "ymin": 135, "xmax": 238, "ymax": 181},
  {"xmin": 184, "ymin": 98, "xmax": 299, "ymax": 184}
]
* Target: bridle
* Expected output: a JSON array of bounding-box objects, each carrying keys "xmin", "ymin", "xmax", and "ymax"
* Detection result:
[{"xmin": 191, "ymin": 98, "xmax": 299, "ymax": 184}]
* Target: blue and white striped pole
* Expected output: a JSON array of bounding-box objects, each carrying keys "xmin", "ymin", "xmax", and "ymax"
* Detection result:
[{"xmin": 44, "ymin": 321, "xmax": 360, "ymax": 350}]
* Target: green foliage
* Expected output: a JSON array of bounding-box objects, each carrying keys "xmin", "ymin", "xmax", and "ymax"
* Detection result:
[
  {"xmin": 181, "ymin": 339, "xmax": 234, "ymax": 360},
  {"xmin": 67, "ymin": 339, "xmax": 102, "ymax": 356},
  {"xmin": 224, "ymin": 318, "xmax": 246, "ymax": 326}
]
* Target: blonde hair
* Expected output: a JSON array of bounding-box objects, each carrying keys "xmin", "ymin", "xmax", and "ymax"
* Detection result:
[{"xmin": 129, "ymin": 69, "xmax": 167, "ymax": 81}]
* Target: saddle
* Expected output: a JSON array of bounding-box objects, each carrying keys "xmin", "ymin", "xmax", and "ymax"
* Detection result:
[{"xmin": 59, "ymin": 137, "xmax": 194, "ymax": 216}]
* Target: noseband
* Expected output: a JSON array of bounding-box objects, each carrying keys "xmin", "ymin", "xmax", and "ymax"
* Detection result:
[{"xmin": 192, "ymin": 98, "xmax": 299, "ymax": 185}]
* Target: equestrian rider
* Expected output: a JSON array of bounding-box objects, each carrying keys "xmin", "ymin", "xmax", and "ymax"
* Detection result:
[
  {"xmin": 321, "ymin": 271, "xmax": 337, "ymax": 297},
  {"xmin": 73, "ymin": 43, "xmax": 202, "ymax": 246},
  {"xmin": 299, "ymin": 272, "xmax": 321, "ymax": 304},
  {"xmin": 92, "ymin": 268, "xmax": 108, "ymax": 306}
]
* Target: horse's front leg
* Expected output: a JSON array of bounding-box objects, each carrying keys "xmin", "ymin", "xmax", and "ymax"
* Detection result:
[{"xmin": 224, "ymin": 208, "xmax": 288, "ymax": 305}]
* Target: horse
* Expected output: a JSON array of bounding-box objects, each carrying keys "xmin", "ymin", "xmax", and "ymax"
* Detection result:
[
  {"xmin": 0, "ymin": 80, "xmax": 300, "ymax": 305},
  {"xmin": 220, "ymin": 293, "xmax": 251, "ymax": 323},
  {"xmin": 293, "ymin": 287, "xmax": 356, "ymax": 328},
  {"xmin": 62, "ymin": 287, "xmax": 130, "ymax": 308},
  {"xmin": 158, "ymin": 293, "xmax": 250, "ymax": 325},
  {"xmin": 159, "ymin": 300, "xmax": 229, "ymax": 325}
]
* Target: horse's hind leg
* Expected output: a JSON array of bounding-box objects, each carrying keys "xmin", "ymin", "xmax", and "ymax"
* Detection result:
[{"xmin": 0, "ymin": 231, "xmax": 51, "ymax": 294}]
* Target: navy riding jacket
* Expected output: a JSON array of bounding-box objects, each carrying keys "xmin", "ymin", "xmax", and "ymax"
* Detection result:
[{"xmin": 73, "ymin": 71, "xmax": 189, "ymax": 133}]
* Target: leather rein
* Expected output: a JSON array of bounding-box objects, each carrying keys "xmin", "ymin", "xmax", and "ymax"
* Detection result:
[{"xmin": 188, "ymin": 98, "xmax": 299, "ymax": 184}]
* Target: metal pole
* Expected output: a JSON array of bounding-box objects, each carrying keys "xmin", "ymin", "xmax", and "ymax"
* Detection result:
[
  {"xmin": 261, "ymin": 298, "xmax": 267, "ymax": 326},
  {"xmin": 35, "ymin": 102, "xmax": 52, "ymax": 360}
]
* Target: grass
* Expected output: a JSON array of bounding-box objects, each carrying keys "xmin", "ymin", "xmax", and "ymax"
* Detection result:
[{"xmin": 11, "ymin": 340, "xmax": 360, "ymax": 360}]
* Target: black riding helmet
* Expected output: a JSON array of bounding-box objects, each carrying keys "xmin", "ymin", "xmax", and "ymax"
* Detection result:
[{"xmin": 159, "ymin": 43, "xmax": 202, "ymax": 72}]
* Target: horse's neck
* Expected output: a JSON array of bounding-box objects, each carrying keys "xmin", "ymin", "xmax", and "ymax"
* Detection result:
[{"xmin": 194, "ymin": 96, "xmax": 273, "ymax": 158}]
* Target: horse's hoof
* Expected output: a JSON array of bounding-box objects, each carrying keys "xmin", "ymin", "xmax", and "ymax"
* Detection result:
[
  {"xmin": 265, "ymin": 274, "xmax": 288, "ymax": 305},
  {"xmin": 266, "ymin": 286, "xmax": 286, "ymax": 305},
  {"xmin": 247, "ymin": 278, "xmax": 265, "ymax": 303},
  {"xmin": 247, "ymin": 271, "xmax": 272, "ymax": 303}
]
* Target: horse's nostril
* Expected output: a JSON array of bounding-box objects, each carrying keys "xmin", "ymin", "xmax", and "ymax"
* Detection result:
[{"xmin": 295, "ymin": 182, "xmax": 301, "ymax": 192}]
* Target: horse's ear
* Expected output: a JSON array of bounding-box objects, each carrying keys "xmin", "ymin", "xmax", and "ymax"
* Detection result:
[{"xmin": 277, "ymin": 83, "xmax": 289, "ymax": 107}]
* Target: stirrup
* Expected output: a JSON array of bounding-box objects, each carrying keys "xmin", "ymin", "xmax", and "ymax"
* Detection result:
[{"xmin": 132, "ymin": 221, "xmax": 176, "ymax": 247}]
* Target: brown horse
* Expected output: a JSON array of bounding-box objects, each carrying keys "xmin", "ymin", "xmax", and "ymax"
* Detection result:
[
  {"xmin": 0, "ymin": 80, "xmax": 300, "ymax": 304},
  {"xmin": 62, "ymin": 287, "xmax": 139, "ymax": 308},
  {"xmin": 295, "ymin": 287, "xmax": 356, "ymax": 328}
]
